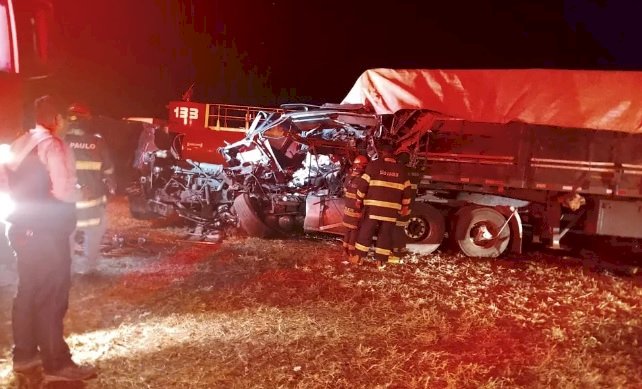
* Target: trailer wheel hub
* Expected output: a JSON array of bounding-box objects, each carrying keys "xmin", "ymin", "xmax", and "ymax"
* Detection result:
[
  {"xmin": 406, "ymin": 216, "xmax": 429, "ymax": 241},
  {"xmin": 470, "ymin": 222, "xmax": 496, "ymax": 247}
]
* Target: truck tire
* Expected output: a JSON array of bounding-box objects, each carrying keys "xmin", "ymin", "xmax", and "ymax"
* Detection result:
[
  {"xmin": 233, "ymin": 194, "xmax": 275, "ymax": 238},
  {"xmin": 454, "ymin": 206, "xmax": 510, "ymax": 258},
  {"xmin": 405, "ymin": 203, "xmax": 446, "ymax": 255},
  {"xmin": 127, "ymin": 194, "xmax": 155, "ymax": 220}
]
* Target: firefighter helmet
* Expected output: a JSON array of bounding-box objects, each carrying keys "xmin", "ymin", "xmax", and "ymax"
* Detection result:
[
  {"xmin": 378, "ymin": 143, "xmax": 395, "ymax": 156},
  {"xmin": 67, "ymin": 103, "xmax": 91, "ymax": 120},
  {"xmin": 352, "ymin": 155, "xmax": 368, "ymax": 166},
  {"xmin": 395, "ymin": 151, "xmax": 411, "ymax": 165}
]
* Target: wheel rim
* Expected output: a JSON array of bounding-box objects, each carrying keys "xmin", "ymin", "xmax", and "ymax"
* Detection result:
[
  {"xmin": 406, "ymin": 216, "xmax": 430, "ymax": 242},
  {"xmin": 469, "ymin": 221, "xmax": 499, "ymax": 248}
]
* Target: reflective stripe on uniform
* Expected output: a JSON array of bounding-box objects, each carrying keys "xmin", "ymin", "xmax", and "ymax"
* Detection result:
[
  {"xmin": 369, "ymin": 215, "xmax": 398, "ymax": 223},
  {"xmin": 344, "ymin": 192, "xmax": 357, "ymax": 199},
  {"xmin": 375, "ymin": 247, "xmax": 392, "ymax": 256},
  {"xmin": 344, "ymin": 208, "xmax": 362, "ymax": 218},
  {"xmin": 369, "ymin": 180, "xmax": 407, "ymax": 191},
  {"xmin": 361, "ymin": 174, "xmax": 370, "ymax": 183},
  {"xmin": 356, "ymin": 190, "xmax": 366, "ymax": 199},
  {"xmin": 396, "ymin": 220, "xmax": 409, "ymax": 227},
  {"xmin": 342, "ymin": 222, "xmax": 358, "ymax": 229},
  {"xmin": 77, "ymin": 217, "xmax": 101, "ymax": 227},
  {"xmin": 355, "ymin": 242, "xmax": 370, "ymax": 253},
  {"xmin": 76, "ymin": 195, "xmax": 107, "ymax": 209},
  {"xmin": 363, "ymin": 199, "xmax": 402, "ymax": 210},
  {"xmin": 388, "ymin": 256, "xmax": 403, "ymax": 264},
  {"xmin": 76, "ymin": 161, "xmax": 102, "ymax": 171}
]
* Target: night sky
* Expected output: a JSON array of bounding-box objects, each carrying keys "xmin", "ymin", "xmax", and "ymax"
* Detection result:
[{"xmin": 50, "ymin": 0, "xmax": 642, "ymax": 119}]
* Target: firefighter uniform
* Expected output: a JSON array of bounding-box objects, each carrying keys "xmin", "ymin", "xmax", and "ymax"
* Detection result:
[
  {"xmin": 65, "ymin": 122, "xmax": 115, "ymax": 274},
  {"xmin": 354, "ymin": 156, "xmax": 412, "ymax": 265},
  {"xmin": 390, "ymin": 164, "xmax": 424, "ymax": 263},
  {"xmin": 342, "ymin": 172, "xmax": 364, "ymax": 257}
]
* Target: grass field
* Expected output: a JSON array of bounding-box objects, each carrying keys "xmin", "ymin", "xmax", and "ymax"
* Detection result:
[{"xmin": 0, "ymin": 198, "xmax": 640, "ymax": 388}]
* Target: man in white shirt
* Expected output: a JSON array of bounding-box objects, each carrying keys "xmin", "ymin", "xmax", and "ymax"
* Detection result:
[{"xmin": 5, "ymin": 95, "xmax": 97, "ymax": 382}]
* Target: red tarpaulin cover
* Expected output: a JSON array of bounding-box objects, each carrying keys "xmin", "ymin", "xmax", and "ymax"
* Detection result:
[{"xmin": 342, "ymin": 68, "xmax": 642, "ymax": 133}]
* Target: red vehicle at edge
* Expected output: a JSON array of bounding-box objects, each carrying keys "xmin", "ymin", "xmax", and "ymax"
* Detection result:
[{"xmin": 0, "ymin": 0, "xmax": 54, "ymax": 142}]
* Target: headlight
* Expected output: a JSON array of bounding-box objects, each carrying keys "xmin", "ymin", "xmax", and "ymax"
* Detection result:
[
  {"xmin": 0, "ymin": 192, "xmax": 15, "ymax": 222},
  {"xmin": 0, "ymin": 144, "xmax": 13, "ymax": 164}
]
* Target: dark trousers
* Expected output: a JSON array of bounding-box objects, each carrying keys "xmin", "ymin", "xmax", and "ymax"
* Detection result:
[
  {"xmin": 342, "ymin": 228, "xmax": 359, "ymax": 255},
  {"xmin": 388, "ymin": 216, "xmax": 411, "ymax": 263},
  {"xmin": 392, "ymin": 215, "xmax": 410, "ymax": 253},
  {"xmin": 9, "ymin": 226, "xmax": 73, "ymax": 372},
  {"xmin": 355, "ymin": 217, "xmax": 395, "ymax": 262},
  {"xmin": 71, "ymin": 204, "xmax": 107, "ymax": 272}
]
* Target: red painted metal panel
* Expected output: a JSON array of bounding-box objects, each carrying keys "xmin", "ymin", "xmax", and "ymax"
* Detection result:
[{"xmin": 0, "ymin": 73, "xmax": 22, "ymax": 141}]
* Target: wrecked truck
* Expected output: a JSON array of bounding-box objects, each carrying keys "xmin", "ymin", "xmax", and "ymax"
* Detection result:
[
  {"xmin": 130, "ymin": 68, "xmax": 642, "ymax": 258},
  {"xmin": 221, "ymin": 104, "xmax": 380, "ymax": 239},
  {"xmin": 127, "ymin": 101, "xmax": 451, "ymax": 253},
  {"xmin": 126, "ymin": 103, "xmax": 284, "ymax": 238},
  {"xmin": 127, "ymin": 103, "xmax": 382, "ymax": 240}
]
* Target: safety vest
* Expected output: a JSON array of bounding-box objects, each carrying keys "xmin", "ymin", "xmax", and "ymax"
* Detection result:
[{"xmin": 356, "ymin": 157, "xmax": 411, "ymax": 223}]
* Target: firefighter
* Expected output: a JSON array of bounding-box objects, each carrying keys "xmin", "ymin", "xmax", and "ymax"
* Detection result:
[
  {"xmin": 6, "ymin": 96, "xmax": 97, "ymax": 381},
  {"xmin": 390, "ymin": 150, "xmax": 424, "ymax": 263},
  {"xmin": 65, "ymin": 103, "xmax": 115, "ymax": 274},
  {"xmin": 342, "ymin": 155, "xmax": 368, "ymax": 263},
  {"xmin": 354, "ymin": 143, "xmax": 412, "ymax": 269}
]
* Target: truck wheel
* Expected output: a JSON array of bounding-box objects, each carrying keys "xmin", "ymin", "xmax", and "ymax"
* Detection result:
[
  {"xmin": 233, "ymin": 194, "xmax": 275, "ymax": 238},
  {"xmin": 405, "ymin": 203, "xmax": 445, "ymax": 255},
  {"xmin": 454, "ymin": 207, "xmax": 510, "ymax": 258},
  {"xmin": 127, "ymin": 194, "xmax": 155, "ymax": 220}
]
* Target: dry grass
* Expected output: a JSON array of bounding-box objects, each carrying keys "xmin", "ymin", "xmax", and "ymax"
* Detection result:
[{"xmin": 0, "ymin": 197, "xmax": 641, "ymax": 388}]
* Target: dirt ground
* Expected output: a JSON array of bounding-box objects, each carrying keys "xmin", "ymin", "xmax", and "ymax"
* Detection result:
[{"xmin": 0, "ymin": 197, "xmax": 641, "ymax": 388}]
